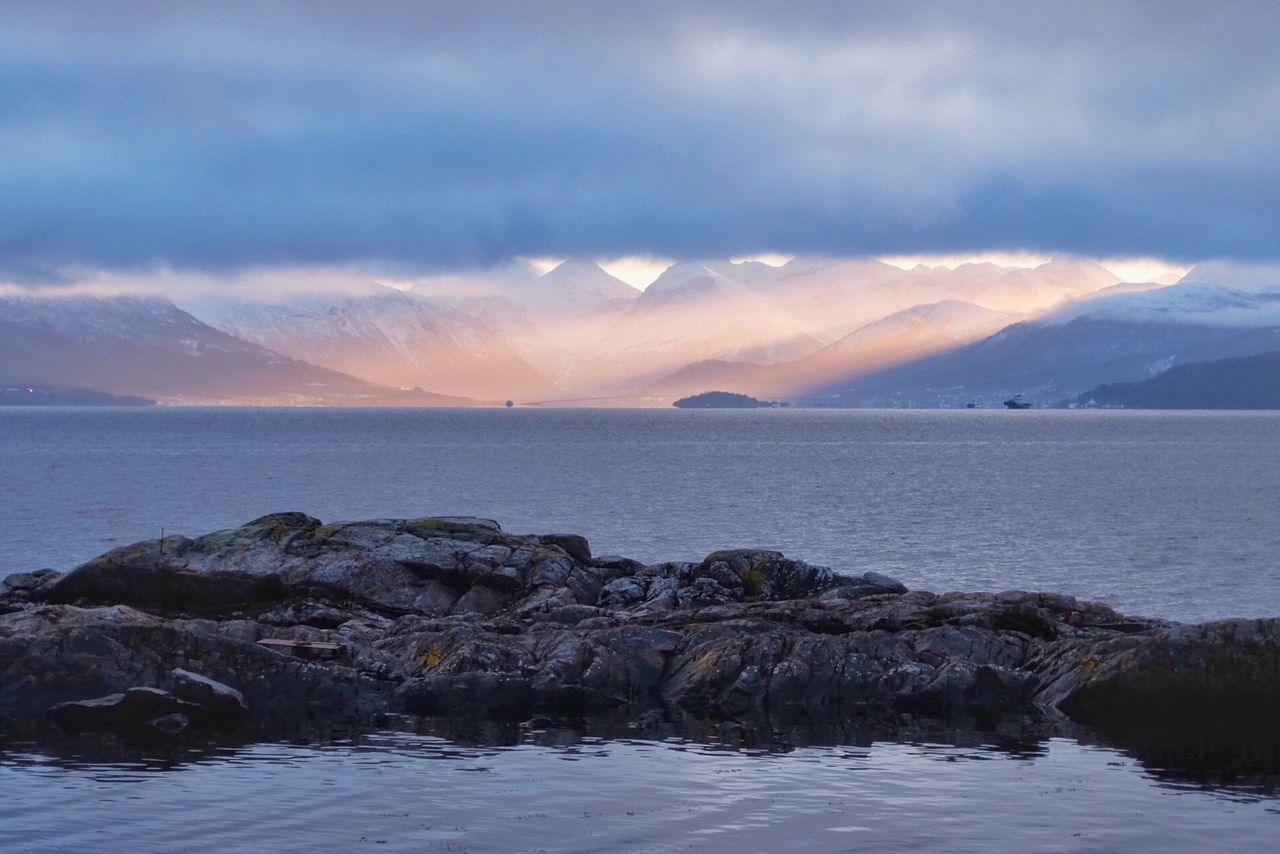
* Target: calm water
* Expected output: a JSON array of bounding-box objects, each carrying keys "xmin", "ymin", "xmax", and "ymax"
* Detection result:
[
  {"xmin": 4, "ymin": 407, "xmax": 1280, "ymax": 851},
  {"xmin": 1, "ymin": 728, "xmax": 1277, "ymax": 853},
  {"xmin": 2, "ymin": 407, "xmax": 1279, "ymax": 622}
]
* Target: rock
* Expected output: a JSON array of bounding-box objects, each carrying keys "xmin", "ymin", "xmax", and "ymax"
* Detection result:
[
  {"xmin": 6, "ymin": 513, "xmax": 1280, "ymax": 758},
  {"xmin": 171, "ymin": 669, "xmax": 249, "ymax": 722},
  {"xmin": 0, "ymin": 604, "xmax": 391, "ymax": 726},
  {"xmin": 411, "ymin": 516, "xmax": 502, "ymax": 535},
  {"xmin": 697, "ymin": 560, "xmax": 747, "ymax": 591},
  {"xmin": 818, "ymin": 584, "xmax": 894, "ymax": 602},
  {"xmin": 148, "ymin": 712, "xmax": 193, "ymax": 735},
  {"xmin": 1039, "ymin": 618, "xmax": 1280, "ymax": 727},
  {"xmin": 697, "ymin": 550, "xmax": 840, "ymax": 600},
  {"xmin": 599, "ymin": 576, "xmax": 647, "ymax": 608},
  {"xmin": 49, "ymin": 687, "xmax": 202, "ymax": 733},
  {"xmin": 536, "ymin": 534, "xmax": 592, "ymax": 563},
  {"xmin": 2, "ymin": 568, "xmax": 62, "ymax": 597},
  {"xmin": 591, "ymin": 555, "xmax": 646, "ymax": 579},
  {"xmin": 676, "ymin": 577, "xmax": 732, "ymax": 608},
  {"xmin": 860, "ymin": 571, "xmax": 909, "ymax": 593},
  {"xmin": 545, "ymin": 604, "xmax": 604, "ymax": 625}
]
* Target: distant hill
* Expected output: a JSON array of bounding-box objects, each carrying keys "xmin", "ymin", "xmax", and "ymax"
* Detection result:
[
  {"xmin": 0, "ymin": 256, "xmax": 1194, "ymax": 406},
  {"xmin": 644, "ymin": 300, "xmax": 1018, "ymax": 401},
  {"xmin": 575, "ymin": 262, "xmax": 823, "ymax": 394},
  {"xmin": 0, "ymin": 295, "xmax": 478, "ymax": 406},
  {"xmin": 0, "ymin": 384, "xmax": 155, "ymax": 406},
  {"xmin": 393, "ymin": 254, "xmax": 1130, "ymax": 400},
  {"xmin": 806, "ymin": 283, "xmax": 1280, "ymax": 407},
  {"xmin": 1077, "ymin": 351, "xmax": 1280, "ymax": 409},
  {"xmin": 191, "ymin": 285, "xmax": 558, "ymax": 401},
  {"xmin": 673, "ymin": 391, "xmax": 784, "ymax": 409}
]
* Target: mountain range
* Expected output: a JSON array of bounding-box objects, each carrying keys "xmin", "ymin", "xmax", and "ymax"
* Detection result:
[
  {"xmin": 2, "ymin": 257, "xmax": 1277, "ymax": 407},
  {"xmin": 808, "ymin": 280, "xmax": 1280, "ymax": 407},
  {"xmin": 0, "ymin": 295, "xmax": 473, "ymax": 406},
  {"xmin": 191, "ymin": 285, "xmax": 557, "ymax": 400}
]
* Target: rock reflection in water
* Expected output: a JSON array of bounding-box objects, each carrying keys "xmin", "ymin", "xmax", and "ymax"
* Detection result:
[{"xmin": 2, "ymin": 717, "xmax": 1279, "ymax": 853}]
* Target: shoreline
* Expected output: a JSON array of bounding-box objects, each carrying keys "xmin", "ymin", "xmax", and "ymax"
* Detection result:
[{"xmin": 3, "ymin": 513, "xmax": 1279, "ymax": 783}]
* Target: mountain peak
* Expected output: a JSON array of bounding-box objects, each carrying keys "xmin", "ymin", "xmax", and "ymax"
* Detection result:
[
  {"xmin": 640, "ymin": 262, "xmax": 721, "ymax": 297},
  {"xmin": 543, "ymin": 256, "xmax": 608, "ymax": 278},
  {"xmin": 1179, "ymin": 260, "xmax": 1280, "ymax": 292},
  {"xmin": 521, "ymin": 256, "xmax": 638, "ymax": 313},
  {"xmin": 1034, "ymin": 255, "xmax": 1122, "ymax": 285}
]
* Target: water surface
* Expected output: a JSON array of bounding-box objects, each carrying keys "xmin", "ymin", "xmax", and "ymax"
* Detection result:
[
  {"xmin": 4, "ymin": 407, "xmax": 1280, "ymax": 850},
  {"xmin": 2, "ymin": 728, "xmax": 1278, "ymax": 853},
  {"xmin": 3, "ymin": 407, "xmax": 1278, "ymax": 622}
]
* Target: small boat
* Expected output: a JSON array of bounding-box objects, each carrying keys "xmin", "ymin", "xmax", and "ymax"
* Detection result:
[{"xmin": 1003, "ymin": 395, "xmax": 1032, "ymax": 410}]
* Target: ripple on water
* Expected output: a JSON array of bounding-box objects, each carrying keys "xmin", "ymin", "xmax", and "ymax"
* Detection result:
[
  {"xmin": 1, "ymin": 733, "xmax": 1279, "ymax": 853},
  {"xmin": 3, "ymin": 408, "xmax": 1279, "ymax": 622}
]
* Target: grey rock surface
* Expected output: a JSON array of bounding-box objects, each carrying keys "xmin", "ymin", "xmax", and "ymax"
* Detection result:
[{"xmin": 3, "ymin": 514, "xmax": 1276, "ymax": 744}]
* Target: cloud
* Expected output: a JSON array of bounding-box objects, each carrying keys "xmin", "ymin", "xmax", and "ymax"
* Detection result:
[{"xmin": 3, "ymin": 1, "xmax": 1280, "ymax": 281}]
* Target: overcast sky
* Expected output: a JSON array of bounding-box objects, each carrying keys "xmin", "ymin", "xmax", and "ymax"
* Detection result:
[{"xmin": 4, "ymin": 1, "xmax": 1279, "ymax": 283}]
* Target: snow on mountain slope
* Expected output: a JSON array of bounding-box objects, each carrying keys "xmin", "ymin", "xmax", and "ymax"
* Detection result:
[
  {"xmin": 1044, "ymin": 281, "xmax": 1280, "ymax": 327},
  {"xmin": 643, "ymin": 300, "xmax": 1019, "ymax": 400},
  {"xmin": 1179, "ymin": 261, "xmax": 1280, "ymax": 291},
  {"xmin": 778, "ymin": 300, "xmax": 1023, "ymax": 393},
  {"xmin": 520, "ymin": 257, "xmax": 640, "ymax": 317},
  {"xmin": 917, "ymin": 257, "xmax": 1121, "ymax": 314},
  {"xmin": 676, "ymin": 255, "xmax": 1120, "ymax": 344},
  {"xmin": 411, "ymin": 257, "xmax": 636, "ymax": 322},
  {"xmin": 572, "ymin": 262, "xmax": 824, "ymax": 393},
  {"xmin": 807, "ymin": 280, "xmax": 1280, "ymax": 407},
  {"xmin": 0, "ymin": 294, "xmax": 470, "ymax": 405},
  {"xmin": 193, "ymin": 286, "xmax": 559, "ymax": 401},
  {"xmin": 404, "ymin": 258, "xmax": 641, "ymax": 392},
  {"xmin": 391, "ymin": 255, "xmax": 1129, "ymax": 398},
  {"xmin": 729, "ymin": 256, "xmax": 917, "ymax": 341}
]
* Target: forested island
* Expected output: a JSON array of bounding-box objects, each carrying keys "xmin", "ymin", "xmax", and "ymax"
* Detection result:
[{"xmin": 673, "ymin": 391, "xmax": 788, "ymax": 409}]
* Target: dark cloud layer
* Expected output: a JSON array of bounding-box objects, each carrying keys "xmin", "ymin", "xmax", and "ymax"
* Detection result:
[{"xmin": 3, "ymin": 1, "xmax": 1280, "ymax": 278}]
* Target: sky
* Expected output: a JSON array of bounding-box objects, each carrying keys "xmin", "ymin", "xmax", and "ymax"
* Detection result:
[{"xmin": 3, "ymin": 1, "xmax": 1280, "ymax": 288}]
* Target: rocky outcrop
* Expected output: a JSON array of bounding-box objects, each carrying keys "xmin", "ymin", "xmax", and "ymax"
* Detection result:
[{"xmin": 2, "ymin": 514, "xmax": 1277, "ymax": 748}]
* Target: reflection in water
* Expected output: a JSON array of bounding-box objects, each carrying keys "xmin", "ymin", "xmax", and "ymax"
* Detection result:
[{"xmin": 3, "ymin": 719, "xmax": 1278, "ymax": 852}]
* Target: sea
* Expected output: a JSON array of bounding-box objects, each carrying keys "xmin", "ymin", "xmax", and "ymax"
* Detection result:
[{"xmin": 2, "ymin": 407, "xmax": 1279, "ymax": 851}]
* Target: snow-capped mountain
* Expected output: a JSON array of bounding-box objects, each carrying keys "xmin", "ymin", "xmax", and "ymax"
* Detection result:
[
  {"xmin": 411, "ymin": 257, "xmax": 637, "ymax": 322},
  {"xmin": 910, "ymin": 256, "xmax": 1122, "ymax": 313},
  {"xmin": 643, "ymin": 300, "xmax": 1020, "ymax": 399},
  {"xmin": 2, "ymin": 254, "xmax": 1187, "ymax": 407},
  {"xmin": 405, "ymin": 258, "xmax": 641, "ymax": 393},
  {"xmin": 1045, "ymin": 282, "xmax": 1280, "ymax": 327},
  {"xmin": 517, "ymin": 257, "xmax": 640, "ymax": 318},
  {"xmin": 781, "ymin": 300, "xmax": 1024, "ymax": 394},
  {"xmin": 727, "ymin": 256, "xmax": 915, "ymax": 341},
  {"xmin": 810, "ymin": 281, "xmax": 1280, "ymax": 407},
  {"xmin": 0, "ymin": 294, "xmax": 469, "ymax": 405},
  {"xmin": 191, "ymin": 285, "xmax": 558, "ymax": 401},
  {"xmin": 402, "ymin": 254, "xmax": 1130, "ymax": 398},
  {"xmin": 1178, "ymin": 260, "xmax": 1280, "ymax": 291},
  {"xmin": 684, "ymin": 255, "xmax": 1121, "ymax": 343},
  {"xmin": 569, "ymin": 262, "xmax": 824, "ymax": 393}
]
